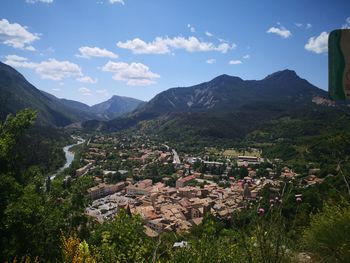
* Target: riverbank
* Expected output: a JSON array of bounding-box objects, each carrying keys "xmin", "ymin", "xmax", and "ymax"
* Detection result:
[{"xmin": 50, "ymin": 136, "xmax": 85, "ymax": 180}]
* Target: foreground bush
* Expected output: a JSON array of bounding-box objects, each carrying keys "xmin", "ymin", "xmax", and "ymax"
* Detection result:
[{"xmin": 302, "ymin": 200, "xmax": 350, "ymax": 262}]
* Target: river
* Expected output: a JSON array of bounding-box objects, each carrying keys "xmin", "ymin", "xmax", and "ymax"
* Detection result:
[{"xmin": 50, "ymin": 136, "xmax": 85, "ymax": 180}]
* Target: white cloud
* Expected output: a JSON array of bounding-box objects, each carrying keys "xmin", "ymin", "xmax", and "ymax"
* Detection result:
[
  {"xmin": 109, "ymin": 0, "xmax": 124, "ymax": 4},
  {"xmin": 229, "ymin": 60, "xmax": 242, "ymax": 65},
  {"xmin": 79, "ymin": 87, "xmax": 92, "ymax": 96},
  {"xmin": 187, "ymin": 24, "xmax": 195, "ymax": 33},
  {"xmin": 26, "ymin": 0, "xmax": 53, "ymax": 3},
  {"xmin": 206, "ymin": 58, "xmax": 216, "ymax": 64},
  {"xmin": 52, "ymin": 88, "xmax": 61, "ymax": 92},
  {"xmin": 5, "ymin": 54, "xmax": 28, "ymax": 62},
  {"xmin": 35, "ymin": 59, "xmax": 83, "ymax": 80},
  {"xmin": 102, "ymin": 61, "xmax": 160, "ymax": 86},
  {"xmin": 342, "ymin": 17, "xmax": 350, "ymax": 29},
  {"xmin": 216, "ymin": 42, "xmax": 235, "ymax": 53},
  {"xmin": 117, "ymin": 37, "xmax": 169, "ymax": 54},
  {"xmin": 305, "ymin": 31, "xmax": 328, "ymax": 54},
  {"xmin": 205, "ymin": 31, "xmax": 213, "ymax": 37},
  {"xmin": 26, "ymin": 46, "xmax": 36, "ymax": 51},
  {"xmin": 166, "ymin": 37, "xmax": 234, "ymax": 53},
  {"xmin": 295, "ymin": 23, "xmax": 312, "ymax": 29},
  {"xmin": 117, "ymin": 36, "xmax": 236, "ymax": 54},
  {"xmin": 77, "ymin": 76, "xmax": 98, "ymax": 84},
  {"xmin": 0, "ymin": 19, "xmax": 39, "ymax": 50},
  {"xmin": 266, "ymin": 26, "xmax": 292, "ymax": 38},
  {"xmin": 96, "ymin": 89, "xmax": 109, "ymax": 97},
  {"xmin": 4, "ymin": 54, "xmax": 37, "ymax": 68},
  {"xmin": 243, "ymin": 54, "xmax": 250, "ymax": 59},
  {"xmin": 76, "ymin": 46, "xmax": 118, "ymax": 59},
  {"xmin": 4, "ymin": 55, "xmax": 95, "ymax": 81}
]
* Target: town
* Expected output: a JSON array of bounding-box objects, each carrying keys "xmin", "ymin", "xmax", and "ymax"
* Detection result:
[{"xmin": 68, "ymin": 133, "xmax": 324, "ymax": 237}]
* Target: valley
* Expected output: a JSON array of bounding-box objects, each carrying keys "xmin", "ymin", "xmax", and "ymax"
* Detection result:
[
  {"xmin": 50, "ymin": 136, "xmax": 85, "ymax": 180},
  {"xmin": 1, "ymin": 63, "xmax": 350, "ymax": 262},
  {"xmin": 1, "ymin": 1, "xmax": 349, "ymax": 261},
  {"xmin": 62, "ymin": 132, "xmax": 323, "ymax": 237}
]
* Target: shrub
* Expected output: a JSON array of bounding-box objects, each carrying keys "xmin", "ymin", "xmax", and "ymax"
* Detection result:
[{"xmin": 302, "ymin": 200, "xmax": 350, "ymax": 262}]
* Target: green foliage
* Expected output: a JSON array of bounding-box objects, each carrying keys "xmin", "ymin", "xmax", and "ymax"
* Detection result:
[
  {"xmin": 89, "ymin": 210, "xmax": 153, "ymax": 263},
  {"xmin": 162, "ymin": 210, "xmax": 294, "ymax": 263},
  {"xmin": 61, "ymin": 232, "xmax": 96, "ymax": 263},
  {"xmin": 245, "ymin": 212, "xmax": 292, "ymax": 263},
  {"xmin": 302, "ymin": 200, "xmax": 350, "ymax": 262},
  {"xmin": 0, "ymin": 109, "xmax": 37, "ymax": 174},
  {"xmin": 3, "ymin": 170, "xmax": 66, "ymax": 260},
  {"xmin": 13, "ymin": 125, "xmax": 72, "ymax": 174},
  {"xmin": 167, "ymin": 216, "xmax": 239, "ymax": 263},
  {"xmin": 1, "ymin": 108, "xmax": 72, "ymax": 179},
  {"xmin": 142, "ymin": 162, "xmax": 176, "ymax": 183},
  {"xmin": 0, "ymin": 109, "xmax": 94, "ymax": 261},
  {"xmin": 168, "ymin": 235, "xmax": 240, "ymax": 263},
  {"xmin": 239, "ymin": 166, "xmax": 249, "ymax": 179}
]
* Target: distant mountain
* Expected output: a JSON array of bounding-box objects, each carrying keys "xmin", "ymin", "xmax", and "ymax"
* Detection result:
[
  {"xmin": 89, "ymin": 95, "xmax": 145, "ymax": 119},
  {"xmin": 0, "ymin": 62, "xmax": 94, "ymax": 126},
  {"xmin": 138, "ymin": 70, "xmax": 324, "ymax": 114},
  {"xmin": 0, "ymin": 62, "xmax": 145, "ymax": 126},
  {"xmin": 59, "ymin": 98, "xmax": 92, "ymax": 112},
  {"xmin": 42, "ymin": 92, "xmax": 144, "ymax": 121},
  {"xmin": 85, "ymin": 69, "xmax": 329, "ymax": 133},
  {"xmin": 39, "ymin": 90, "xmax": 98, "ymax": 121}
]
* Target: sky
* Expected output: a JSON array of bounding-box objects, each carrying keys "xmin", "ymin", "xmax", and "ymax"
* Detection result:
[{"xmin": 0, "ymin": 0, "xmax": 349, "ymax": 105}]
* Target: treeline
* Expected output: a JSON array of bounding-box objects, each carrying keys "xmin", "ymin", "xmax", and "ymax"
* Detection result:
[
  {"xmin": 256, "ymin": 107, "xmax": 350, "ymax": 176},
  {"xmin": 13, "ymin": 125, "xmax": 74, "ymax": 173},
  {"xmin": 142, "ymin": 103, "xmax": 350, "ymax": 157}
]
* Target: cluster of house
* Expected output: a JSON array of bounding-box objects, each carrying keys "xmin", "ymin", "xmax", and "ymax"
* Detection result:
[
  {"xmin": 85, "ymin": 147, "xmax": 106, "ymax": 159},
  {"xmin": 237, "ymin": 156, "xmax": 261, "ymax": 166},
  {"xmin": 87, "ymin": 181, "xmax": 126, "ymax": 200},
  {"xmin": 279, "ymin": 167, "xmax": 325, "ymax": 187},
  {"xmin": 85, "ymin": 193, "xmax": 135, "ymax": 222},
  {"xmin": 186, "ymin": 155, "xmax": 262, "ymax": 167},
  {"xmin": 74, "ymin": 147, "xmax": 107, "ymax": 177},
  {"xmin": 84, "ymin": 174, "xmax": 273, "ymax": 237},
  {"xmin": 80, "ymin": 135, "xmax": 327, "ymax": 237},
  {"xmin": 312, "ymin": 96, "xmax": 336, "ymax": 107},
  {"xmin": 76, "ymin": 162, "xmax": 93, "ymax": 177}
]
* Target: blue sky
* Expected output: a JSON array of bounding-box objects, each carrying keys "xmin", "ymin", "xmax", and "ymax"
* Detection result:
[{"xmin": 0, "ymin": 0, "xmax": 349, "ymax": 105}]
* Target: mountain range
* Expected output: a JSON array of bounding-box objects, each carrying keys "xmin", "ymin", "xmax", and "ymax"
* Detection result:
[
  {"xmin": 0, "ymin": 62, "xmax": 144, "ymax": 126},
  {"xmin": 82, "ymin": 69, "xmax": 332, "ymax": 136},
  {"xmin": 138, "ymin": 70, "xmax": 324, "ymax": 114},
  {"xmin": 2, "ymin": 60, "xmax": 348, "ymax": 145}
]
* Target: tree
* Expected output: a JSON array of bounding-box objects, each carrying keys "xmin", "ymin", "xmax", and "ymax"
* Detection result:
[
  {"xmin": 193, "ymin": 160, "xmax": 201, "ymax": 171},
  {"xmin": 302, "ymin": 200, "xmax": 350, "ymax": 262},
  {"xmin": 168, "ymin": 216, "xmax": 239, "ymax": 263},
  {"xmin": 256, "ymin": 169, "xmax": 269, "ymax": 178},
  {"xmin": 0, "ymin": 109, "xmax": 37, "ymax": 261},
  {"xmin": 46, "ymin": 176, "xmax": 51, "ymax": 192},
  {"xmin": 61, "ymin": 232, "xmax": 96, "ymax": 263},
  {"xmin": 0, "ymin": 109, "xmax": 37, "ymax": 174},
  {"xmin": 89, "ymin": 210, "xmax": 153, "ymax": 262},
  {"xmin": 239, "ymin": 166, "xmax": 249, "ymax": 179}
]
